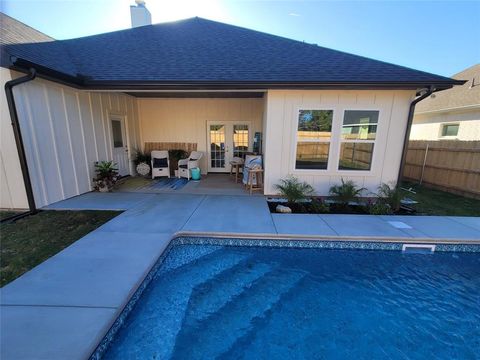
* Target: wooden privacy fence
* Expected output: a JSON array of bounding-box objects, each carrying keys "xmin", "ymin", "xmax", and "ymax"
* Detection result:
[{"xmin": 403, "ymin": 140, "xmax": 480, "ymax": 199}]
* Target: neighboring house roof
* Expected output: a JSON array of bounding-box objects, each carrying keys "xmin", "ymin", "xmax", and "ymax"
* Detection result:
[
  {"xmin": 1, "ymin": 16, "xmax": 463, "ymax": 90},
  {"xmin": 0, "ymin": 12, "xmax": 53, "ymax": 45},
  {"xmin": 415, "ymin": 64, "xmax": 480, "ymax": 114},
  {"xmin": 0, "ymin": 12, "xmax": 54, "ymax": 68}
]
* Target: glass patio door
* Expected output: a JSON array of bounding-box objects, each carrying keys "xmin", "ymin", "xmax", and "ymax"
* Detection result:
[{"xmin": 207, "ymin": 121, "xmax": 251, "ymax": 172}]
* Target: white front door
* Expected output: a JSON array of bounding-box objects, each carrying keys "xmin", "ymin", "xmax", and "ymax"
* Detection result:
[
  {"xmin": 207, "ymin": 121, "xmax": 251, "ymax": 173},
  {"xmin": 110, "ymin": 116, "xmax": 129, "ymax": 176}
]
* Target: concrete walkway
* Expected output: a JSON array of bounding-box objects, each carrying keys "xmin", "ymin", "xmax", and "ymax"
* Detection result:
[{"xmin": 2, "ymin": 192, "xmax": 480, "ymax": 359}]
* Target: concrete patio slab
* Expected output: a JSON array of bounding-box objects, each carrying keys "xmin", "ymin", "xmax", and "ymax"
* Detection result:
[
  {"xmin": 272, "ymin": 214, "xmax": 338, "ymax": 236},
  {"xmin": 319, "ymin": 214, "xmax": 413, "ymax": 237},
  {"xmin": 0, "ymin": 305, "xmax": 116, "ymax": 360},
  {"xmin": 380, "ymin": 216, "xmax": 480, "ymax": 240},
  {"xmin": 1, "ymin": 232, "xmax": 170, "ymax": 308},
  {"xmin": 99, "ymin": 193, "xmax": 205, "ymax": 234},
  {"xmin": 44, "ymin": 192, "xmax": 155, "ymax": 210},
  {"xmin": 449, "ymin": 216, "xmax": 480, "ymax": 232},
  {"xmin": 182, "ymin": 195, "xmax": 276, "ymax": 233}
]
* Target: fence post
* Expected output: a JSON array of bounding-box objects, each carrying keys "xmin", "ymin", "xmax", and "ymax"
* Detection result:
[{"xmin": 419, "ymin": 143, "xmax": 429, "ymax": 185}]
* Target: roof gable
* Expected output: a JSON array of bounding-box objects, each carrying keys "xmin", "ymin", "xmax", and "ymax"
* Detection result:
[{"xmin": 2, "ymin": 17, "xmax": 463, "ymax": 89}]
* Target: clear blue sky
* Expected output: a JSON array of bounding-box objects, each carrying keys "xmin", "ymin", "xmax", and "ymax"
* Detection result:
[{"xmin": 2, "ymin": 0, "xmax": 479, "ymax": 77}]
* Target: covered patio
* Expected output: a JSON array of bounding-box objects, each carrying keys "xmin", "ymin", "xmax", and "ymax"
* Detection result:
[{"xmin": 114, "ymin": 173, "xmax": 262, "ymax": 196}]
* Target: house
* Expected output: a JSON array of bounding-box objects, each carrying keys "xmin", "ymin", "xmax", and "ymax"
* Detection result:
[
  {"xmin": 0, "ymin": 6, "xmax": 463, "ymax": 211},
  {"xmin": 410, "ymin": 64, "xmax": 480, "ymax": 140}
]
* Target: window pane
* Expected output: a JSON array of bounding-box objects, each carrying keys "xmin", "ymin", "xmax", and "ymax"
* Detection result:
[
  {"xmin": 442, "ymin": 124, "xmax": 459, "ymax": 136},
  {"xmin": 210, "ymin": 124, "xmax": 225, "ymax": 168},
  {"xmin": 111, "ymin": 120, "xmax": 123, "ymax": 148},
  {"xmin": 339, "ymin": 142, "xmax": 374, "ymax": 170},
  {"xmin": 342, "ymin": 110, "xmax": 379, "ymax": 140},
  {"xmin": 233, "ymin": 124, "xmax": 249, "ymax": 158},
  {"xmin": 296, "ymin": 142, "xmax": 329, "ymax": 169},
  {"xmin": 297, "ymin": 110, "xmax": 332, "ymax": 141}
]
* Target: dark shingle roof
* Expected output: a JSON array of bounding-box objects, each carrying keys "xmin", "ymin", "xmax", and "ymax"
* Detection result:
[{"xmin": 2, "ymin": 17, "xmax": 462, "ymax": 89}]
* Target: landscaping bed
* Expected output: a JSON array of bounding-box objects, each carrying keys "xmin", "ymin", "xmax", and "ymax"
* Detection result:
[
  {"xmin": 267, "ymin": 199, "xmax": 414, "ymax": 215},
  {"xmin": 269, "ymin": 176, "xmax": 480, "ymax": 216},
  {"xmin": 0, "ymin": 210, "xmax": 120, "ymax": 287}
]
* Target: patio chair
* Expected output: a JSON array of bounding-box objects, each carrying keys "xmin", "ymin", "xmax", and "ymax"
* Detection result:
[
  {"xmin": 178, "ymin": 151, "xmax": 203, "ymax": 180},
  {"xmin": 151, "ymin": 150, "xmax": 170, "ymax": 179}
]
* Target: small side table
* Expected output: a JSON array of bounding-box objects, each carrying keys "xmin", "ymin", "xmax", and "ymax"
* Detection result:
[
  {"xmin": 246, "ymin": 168, "xmax": 263, "ymax": 195},
  {"xmin": 229, "ymin": 161, "xmax": 244, "ymax": 183}
]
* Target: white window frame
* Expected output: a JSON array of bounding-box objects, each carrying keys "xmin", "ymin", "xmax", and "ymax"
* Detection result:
[
  {"xmin": 439, "ymin": 123, "xmax": 459, "ymax": 139},
  {"xmin": 337, "ymin": 109, "xmax": 380, "ymax": 172},
  {"xmin": 292, "ymin": 108, "xmax": 335, "ymax": 173}
]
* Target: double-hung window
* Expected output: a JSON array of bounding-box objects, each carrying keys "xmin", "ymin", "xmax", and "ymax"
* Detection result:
[
  {"xmin": 338, "ymin": 110, "xmax": 378, "ymax": 171},
  {"xmin": 295, "ymin": 110, "xmax": 333, "ymax": 170}
]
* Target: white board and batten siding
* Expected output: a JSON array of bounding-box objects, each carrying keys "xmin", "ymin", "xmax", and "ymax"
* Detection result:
[
  {"xmin": 0, "ymin": 69, "xmax": 141, "ymax": 209},
  {"xmin": 263, "ymin": 90, "xmax": 415, "ymax": 196}
]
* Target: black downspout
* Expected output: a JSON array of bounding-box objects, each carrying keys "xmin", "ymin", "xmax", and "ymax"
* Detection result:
[
  {"xmin": 4, "ymin": 68, "xmax": 37, "ymax": 214},
  {"xmin": 397, "ymin": 85, "xmax": 435, "ymax": 185}
]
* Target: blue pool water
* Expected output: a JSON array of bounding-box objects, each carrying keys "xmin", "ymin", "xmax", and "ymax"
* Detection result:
[{"xmin": 103, "ymin": 245, "xmax": 480, "ymax": 359}]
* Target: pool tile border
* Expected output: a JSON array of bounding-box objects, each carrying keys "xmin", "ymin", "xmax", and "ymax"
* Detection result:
[{"xmin": 89, "ymin": 235, "xmax": 480, "ymax": 359}]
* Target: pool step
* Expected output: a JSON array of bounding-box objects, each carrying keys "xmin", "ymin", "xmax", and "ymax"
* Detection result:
[
  {"xmin": 171, "ymin": 268, "xmax": 306, "ymax": 359},
  {"xmin": 183, "ymin": 261, "xmax": 274, "ymax": 324},
  {"xmin": 103, "ymin": 249, "xmax": 249, "ymax": 360}
]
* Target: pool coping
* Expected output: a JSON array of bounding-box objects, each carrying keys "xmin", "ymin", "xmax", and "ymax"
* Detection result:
[
  {"xmin": 89, "ymin": 231, "xmax": 480, "ymax": 359},
  {"xmin": 173, "ymin": 230, "xmax": 480, "ymax": 245}
]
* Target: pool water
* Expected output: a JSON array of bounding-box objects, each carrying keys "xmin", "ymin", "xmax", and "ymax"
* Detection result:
[{"xmin": 103, "ymin": 245, "xmax": 480, "ymax": 359}]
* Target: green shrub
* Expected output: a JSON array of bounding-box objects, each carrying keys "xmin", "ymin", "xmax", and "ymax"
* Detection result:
[
  {"xmin": 375, "ymin": 182, "xmax": 402, "ymax": 213},
  {"xmin": 369, "ymin": 201, "xmax": 393, "ymax": 215},
  {"xmin": 133, "ymin": 149, "xmax": 151, "ymax": 165},
  {"xmin": 310, "ymin": 197, "xmax": 330, "ymax": 213},
  {"xmin": 329, "ymin": 178, "xmax": 366, "ymax": 208},
  {"xmin": 169, "ymin": 149, "xmax": 189, "ymax": 162},
  {"xmin": 274, "ymin": 176, "xmax": 315, "ymax": 204}
]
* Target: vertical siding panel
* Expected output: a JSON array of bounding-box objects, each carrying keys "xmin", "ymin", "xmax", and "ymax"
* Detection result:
[
  {"xmin": 90, "ymin": 93, "xmax": 108, "ymax": 160},
  {"xmin": 86, "ymin": 92, "xmax": 99, "ymax": 161},
  {"xmin": 61, "ymin": 88, "xmax": 80, "ymax": 194},
  {"xmin": 27, "ymin": 84, "xmax": 64, "ymax": 204},
  {"xmin": 63, "ymin": 89, "xmax": 91, "ymax": 193},
  {"xmin": 101, "ymin": 93, "xmax": 113, "ymax": 160},
  {"xmin": 45, "ymin": 86, "xmax": 75, "ymax": 198},
  {"xmin": 15, "ymin": 85, "xmax": 48, "ymax": 206}
]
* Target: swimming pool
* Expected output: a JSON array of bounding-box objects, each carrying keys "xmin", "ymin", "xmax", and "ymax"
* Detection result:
[{"xmin": 97, "ymin": 240, "xmax": 480, "ymax": 359}]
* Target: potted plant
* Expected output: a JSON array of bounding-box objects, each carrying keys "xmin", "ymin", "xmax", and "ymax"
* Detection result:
[
  {"xmin": 133, "ymin": 149, "xmax": 151, "ymax": 177},
  {"xmin": 169, "ymin": 149, "xmax": 188, "ymax": 177},
  {"xmin": 93, "ymin": 161, "xmax": 119, "ymax": 192}
]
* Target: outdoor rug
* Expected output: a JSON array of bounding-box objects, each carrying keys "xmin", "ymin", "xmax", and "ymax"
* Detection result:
[{"xmin": 144, "ymin": 177, "xmax": 189, "ymax": 191}]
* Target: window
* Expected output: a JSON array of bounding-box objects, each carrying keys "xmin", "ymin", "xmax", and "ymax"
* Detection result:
[
  {"xmin": 339, "ymin": 110, "xmax": 378, "ymax": 170},
  {"xmin": 111, "ymin": 120, "xmax": 123, "ymax": 148},
  {"xmin": 441, "ymin": 124, "xmax": 459, "ymax": 137},
  {"xmin": 233, "ymin": 124, "xmax": 249, "ymax": 158},
  {"xmin": 295, "ymin": 110, "xmax": 333, "ymax": 170}
]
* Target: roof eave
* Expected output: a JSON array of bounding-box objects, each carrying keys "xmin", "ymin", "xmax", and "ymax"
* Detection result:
[{"xmin": 10, "ymin": 59, "xmax": 465, "ymax": 92}]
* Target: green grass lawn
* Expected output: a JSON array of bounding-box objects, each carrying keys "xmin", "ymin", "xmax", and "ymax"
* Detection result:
[
  {"xmin": 401, "ymin": 181, "xmax": 480, "ymax": 216},
  {"xmin": 0, "ymin": 210, "xmax": 120, "ymax": 287},
  {"xmin": 0, "ymin": 211, "xmax": 22, "ymax": 221}
]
